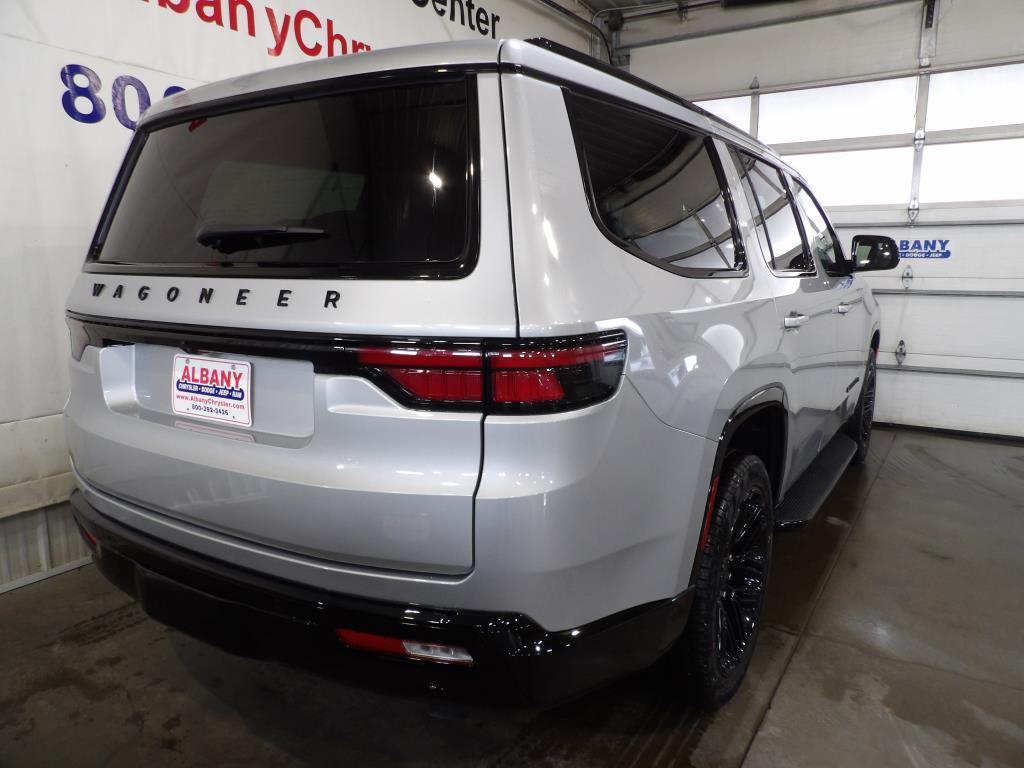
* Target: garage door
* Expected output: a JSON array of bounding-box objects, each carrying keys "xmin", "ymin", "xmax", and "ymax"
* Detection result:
[{"xmin": 698, "ymin": 63, "xmax": 1024, "ymax": 439}]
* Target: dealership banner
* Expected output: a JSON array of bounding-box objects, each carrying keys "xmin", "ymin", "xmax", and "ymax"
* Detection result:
[{"xmin": 0, "ymin": 0, "xmax": 588, "ymax": 517}]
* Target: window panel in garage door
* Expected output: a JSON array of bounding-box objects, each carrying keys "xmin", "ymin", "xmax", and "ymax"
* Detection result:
[
  {"xmin": 759, "ymin": 78, "xmax": 917, "ymax": 144},
  {"xmin": 926, "ymin": 63, "xmax": 1024, "ymax": 131},
  {"xmin": 919, "ymin": 139, "xmax": 1024, "ymax": 203},
  {"xmin": 694, "ymin": 96, "xmax": 751, "ymax": 132},
  {"xmin": 785, "ymin": 148, "xmax": 914, "ymax": 206}
]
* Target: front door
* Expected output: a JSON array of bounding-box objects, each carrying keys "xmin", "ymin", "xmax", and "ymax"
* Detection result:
[{"xmin": 791, "ymin": 180, "xmax": 870, "ymax": 424}]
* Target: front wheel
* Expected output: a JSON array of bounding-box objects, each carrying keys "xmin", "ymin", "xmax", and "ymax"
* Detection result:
[
  {"xmin": 847, "ymin": 352, "xmax": 877, "ymax": 464},
  {"xmin": 685, "ymin": 454, "xmax": 773, "ymax": 709}
]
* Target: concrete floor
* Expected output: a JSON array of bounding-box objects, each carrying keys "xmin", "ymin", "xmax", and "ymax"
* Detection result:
[{"xmin": 2, "ymin": 427, "xmax": 1022, "ymax": 767}]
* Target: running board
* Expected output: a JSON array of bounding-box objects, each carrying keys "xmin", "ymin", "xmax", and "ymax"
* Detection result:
[{"xmin": 774, "ymin": 432, "xmax": 857, "ymax": 530}]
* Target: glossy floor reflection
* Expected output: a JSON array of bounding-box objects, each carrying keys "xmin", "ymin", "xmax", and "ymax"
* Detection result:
[{"xmin": 2, "ymin": 427, "xmax": 1022, "ymax": 767}]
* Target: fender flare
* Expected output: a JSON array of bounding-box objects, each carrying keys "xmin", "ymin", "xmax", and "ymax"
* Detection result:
[{"xmin": 688, "ymin": 384, "xmax": 788, "ymax": 587}]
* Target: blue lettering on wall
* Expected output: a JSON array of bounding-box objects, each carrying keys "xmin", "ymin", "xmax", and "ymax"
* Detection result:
[
  {"xmin": 60, "ymin": 64, "xmax": 106, "ymax": 124},
  {"xmin": 111, "ymin": 75, "xmax": 151, "ymax": 130},
  {"xmin": 898, "ymin": 238, "xmax": 952, "ymax": 259},
  {"xmin": 60, "ymin": 64, "xmax": 183, "ymax": 129}
]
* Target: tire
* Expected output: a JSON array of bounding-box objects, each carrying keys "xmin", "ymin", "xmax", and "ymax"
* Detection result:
[
  {"xmin": 847, "ymin": 352, "xmax": 877, "ymax": 465},
  {"xmin": 685, "ymin": 453, "xmax": 773, "ymax": 709}
]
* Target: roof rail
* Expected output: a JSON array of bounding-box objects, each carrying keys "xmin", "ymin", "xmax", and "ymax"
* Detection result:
[{"xmin": 523, "ymin": 38, "xmax": 741, "ymax": 137}]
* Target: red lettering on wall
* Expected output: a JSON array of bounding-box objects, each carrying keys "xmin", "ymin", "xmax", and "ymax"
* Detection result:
[
  {"xmin": 138, "ymin": 1, "xmax": 373, "ymax": 59},
  {"xmin": 265, "ymin": 7, "xmax": 291, "ymax": 56},
  {"xmin": 228, "ymin": 0, "xmax": 256, "ymax": 37},
  {"xmin": 195, "ymin": 0, "xmax": 223, "ymax": 26},
  {"xmin": 326, "ymin": 17, "xmax": 347, "ymax": 56},
  {"xmin": 157, "ymin": 0, "xmax": 189, "ymax": 13},
  {"xmin": 294, "ymin": 9, "xmax": 323, "ymax": 56}
]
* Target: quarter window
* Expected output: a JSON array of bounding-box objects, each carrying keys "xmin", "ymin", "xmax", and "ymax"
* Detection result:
[
  {"xmin": 731, "ymin": 150, "xmax": 813, "ymax": 274},
  {"xmin": 565, "ymin": 92, "xmax": 742, "ymax": 273}
]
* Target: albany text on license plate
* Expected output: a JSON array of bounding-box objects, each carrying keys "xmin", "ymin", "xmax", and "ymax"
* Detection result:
[{"xmin": 172, "ymin": 354, "xmax": 252, "ymax": 427}]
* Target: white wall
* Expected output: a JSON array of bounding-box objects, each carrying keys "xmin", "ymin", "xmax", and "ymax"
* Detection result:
[{"xmin": 0, "ymin": 0, "xmax": 590, "ymax": 523}]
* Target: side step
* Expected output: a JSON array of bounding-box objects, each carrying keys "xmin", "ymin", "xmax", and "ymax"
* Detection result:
[{"xmin": 774, "ymin": 432, "xmax": 858, "ymax": 530}]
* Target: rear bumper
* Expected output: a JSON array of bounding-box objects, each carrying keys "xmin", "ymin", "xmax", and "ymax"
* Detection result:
[{"xmin": 71, "ymin": 490, "xmax": 693, "ymax": 702}]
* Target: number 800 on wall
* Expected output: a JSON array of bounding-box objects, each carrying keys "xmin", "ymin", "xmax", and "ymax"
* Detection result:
[{"xmin": 60, "ymin": 64, "xmax": 185, "ymax": 130}]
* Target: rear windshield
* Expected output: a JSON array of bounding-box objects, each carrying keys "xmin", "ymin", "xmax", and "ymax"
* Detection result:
[{"xmin": 90, "ymin": 77, "xmax": 477, "ymax": 278}]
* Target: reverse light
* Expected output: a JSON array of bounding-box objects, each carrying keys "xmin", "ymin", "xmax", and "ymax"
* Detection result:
[
  {"xmin": 400, "ymin": 640, "xmax": 474, "ymax": 665},
  {"xmin": 336, "ymin": 628, "xmax": 474, "ymax": 666}
]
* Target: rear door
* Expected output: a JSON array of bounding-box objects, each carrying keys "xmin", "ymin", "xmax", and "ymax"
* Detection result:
[
  {"xmin": 65, "ymin": 72, "xmax": 516, "ymax": 575},
  {"xmin": 732, "ymin": 151, "xmax": 837, "ymax": 480}
]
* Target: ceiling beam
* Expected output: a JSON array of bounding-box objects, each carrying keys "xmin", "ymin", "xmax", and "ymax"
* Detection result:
[
  {"xmin": 618, "ymin": 0, "xmax": 920, "ymax": 51},
  {"xmin": 528, "ymin": 0, "xmax": 614, "ymax": 60}
]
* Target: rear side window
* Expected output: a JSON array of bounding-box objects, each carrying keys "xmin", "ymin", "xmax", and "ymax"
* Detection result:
[
  {"xmin": 90, "ymin": 78, "xmax": 477, "ymax": 278},
  {"xmin": 731, "ymin": 149, "xmax": 814, "ymax": 274},
  {"xmin": 565, "ymin": 92, "xmax": 742, "ymax": 275}
]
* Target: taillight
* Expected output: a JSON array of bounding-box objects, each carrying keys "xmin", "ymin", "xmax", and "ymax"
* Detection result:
[
  {"xmin": 62, "ymin": 314, "xmax": 626, "ymax": 414},
  {"xmin": 486, "ymin": 333, "xmax": 627, "ymax": 414},
  {"xmin": 355, "ymin": 331, "xmax": 627, "ymax": 414},
  {"xmin": 357, "ymin": 345, "xmax": 484, "ymax": 408}
]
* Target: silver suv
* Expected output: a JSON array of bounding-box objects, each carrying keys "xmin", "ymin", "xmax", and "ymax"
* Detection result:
[{"xmin": 65, "ymin": 38, "xmax": 899, "ymax": 705}]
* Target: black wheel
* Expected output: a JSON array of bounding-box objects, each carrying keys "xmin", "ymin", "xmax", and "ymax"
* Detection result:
[
  {"xmin": 847, "ymin": 352, "xmax": 876, "ymax": 464},
  {"xmin": 685, "ymin": 454, "xmax": 773, "ymax": 709}
]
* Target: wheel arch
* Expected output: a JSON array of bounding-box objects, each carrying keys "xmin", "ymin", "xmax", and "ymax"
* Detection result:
[
  {"xmin": 688, "ymin": 385, "xmax": 788, "ymax": 587},
  {"xmin": 714, "ymin": 386, "xmax": 788, "ymax": 505}
]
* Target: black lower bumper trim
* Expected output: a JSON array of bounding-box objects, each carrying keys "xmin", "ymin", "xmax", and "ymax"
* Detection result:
[{"xmin": 70, "ymin": 490, "xmax": 693, "ymax": 702}]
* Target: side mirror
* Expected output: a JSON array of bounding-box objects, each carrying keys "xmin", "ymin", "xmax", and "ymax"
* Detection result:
[{"xmin": 851, "ymin": 235, "xmax": 900, "ymax": 271}]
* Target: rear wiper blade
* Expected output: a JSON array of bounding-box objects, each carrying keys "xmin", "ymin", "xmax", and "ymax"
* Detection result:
[{"xmin": 195, "ymin": 225, "xmax": 328, "ymax": 255}]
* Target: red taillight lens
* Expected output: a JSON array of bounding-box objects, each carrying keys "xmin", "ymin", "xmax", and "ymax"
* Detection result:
[
  {"xmin": 357, "ymin": 346, "xmax": 484, "ymax": 406},
  {"xmin": 486, "ymin": 334, "xmax": 627, "ymax": 413},
  {"xmin": 74, "ymin": 520, "xmax": 100, "ymax": 552},
  {"xmin": 353, "ymin": 332, "xmax": 626, "ymax": 414},
  {"xmin": 491, "ymin": 369, "xmax": 564, "ymax": 403}
]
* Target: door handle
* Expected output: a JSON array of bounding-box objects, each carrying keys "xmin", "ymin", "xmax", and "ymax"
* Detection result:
[
  {"xmin": 784, "ymin": 313, "xmax": 809, "ymax": 329},
  {"xmin": 836, "ymin": 302, "xmax": 852, "ymax": 315}
]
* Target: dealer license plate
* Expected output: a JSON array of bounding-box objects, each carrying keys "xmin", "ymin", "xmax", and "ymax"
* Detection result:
[{"xmin": 171, "ymin": 354, "xmax": 252, "ymax": 427}]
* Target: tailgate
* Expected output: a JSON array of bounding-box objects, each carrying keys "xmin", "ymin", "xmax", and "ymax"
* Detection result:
[{"xmin": 64, "ymin": 72, "xmax": 517, "ymax": 575}]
